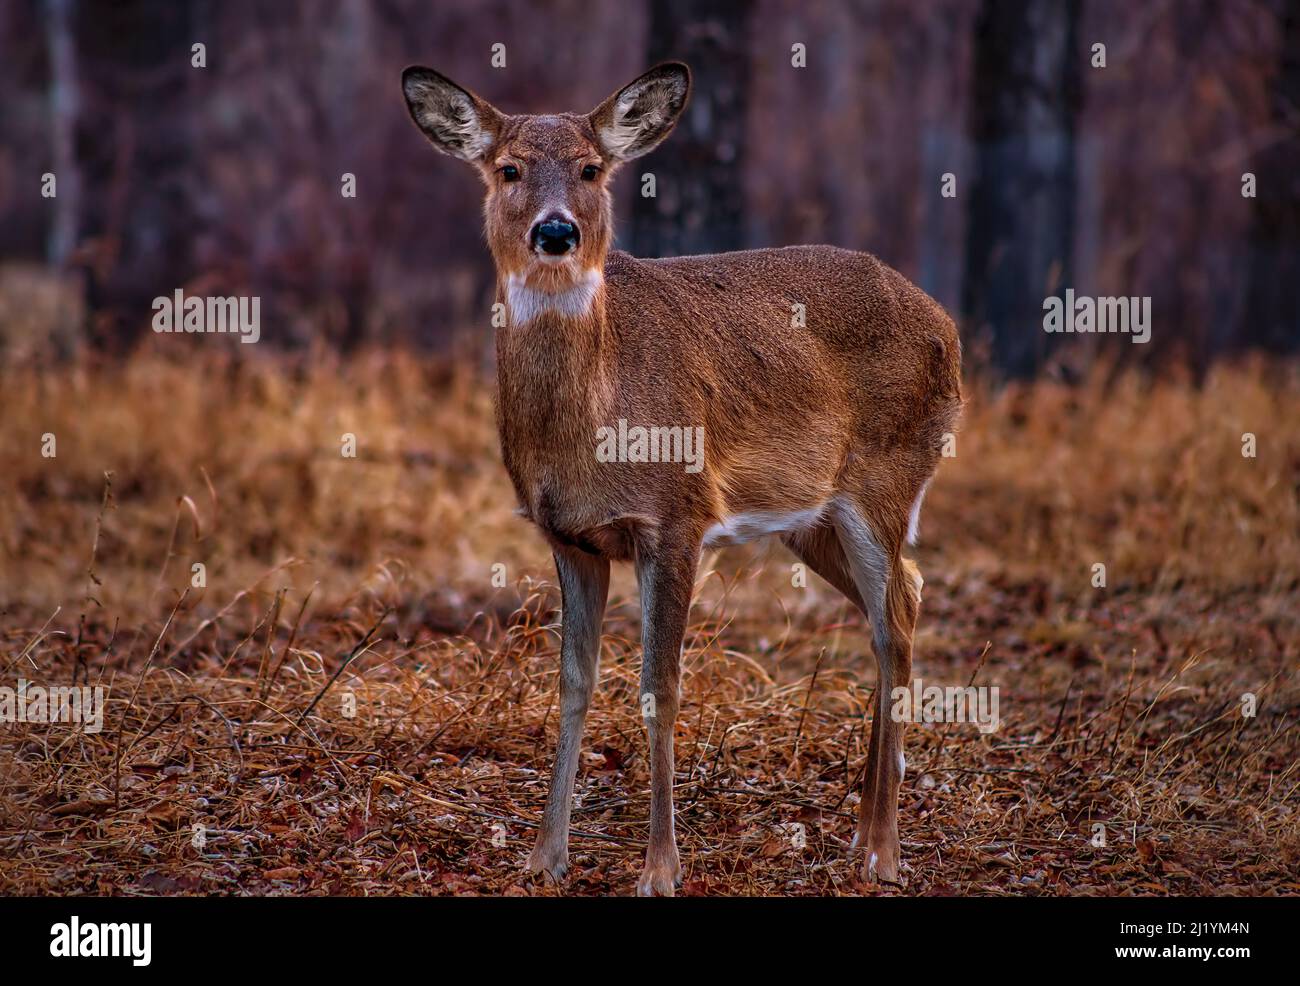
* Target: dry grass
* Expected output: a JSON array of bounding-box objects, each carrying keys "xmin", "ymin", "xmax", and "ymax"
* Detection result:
[{"xmin": 0, "ymin": 343, "xmax": 1297, "ymax": 896}]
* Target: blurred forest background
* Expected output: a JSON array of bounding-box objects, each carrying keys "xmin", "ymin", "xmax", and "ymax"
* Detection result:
[{"xmin": 0, "ymin": 0, "xmax": 1296, "ymax": 375}]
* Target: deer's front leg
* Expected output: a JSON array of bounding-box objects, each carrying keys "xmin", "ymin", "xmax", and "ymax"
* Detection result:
[
  {"xmin": 526, "ymin": 547, "xmax": 609, "ymax": 882},
  {"xmin": 634, "ymin": 534, "xmax": 700, "ymax": 897}
]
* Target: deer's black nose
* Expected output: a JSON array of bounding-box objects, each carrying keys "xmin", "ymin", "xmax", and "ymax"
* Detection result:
[{"xmin": 531, "ymin": 216, "xmax": 580, "ymax": 255}]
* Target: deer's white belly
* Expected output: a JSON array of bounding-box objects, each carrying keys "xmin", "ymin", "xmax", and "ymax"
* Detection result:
[{"xmin": 703, "ymin": 506, "xmax": 826, "ymax": 549}]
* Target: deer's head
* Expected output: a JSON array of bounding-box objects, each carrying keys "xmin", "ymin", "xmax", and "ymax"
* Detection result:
[{"xmin": 402, "ymin": 63, "xmax": 690, "ymax": 296}]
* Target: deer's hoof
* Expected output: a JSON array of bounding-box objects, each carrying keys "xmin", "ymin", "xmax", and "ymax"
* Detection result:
[
  {"xmin": 524, "ymin": 844, "xmax": 569, "ymax": 883},
  {"xmin": 862, "ymin": 845, "xmax": 902, "ymax": 886},
  {"xmin": 636, "ymin": 857, "xmax": 682, "ymax": 897}
]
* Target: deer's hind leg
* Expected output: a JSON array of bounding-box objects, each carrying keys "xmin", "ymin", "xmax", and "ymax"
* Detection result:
[
  {"xmin": 827, "ymin": 497, "xmax": 922, "ymax": 885},
  {"xmin": 781, "ymin": 524, "xmax": 884, "ymax": 830}
]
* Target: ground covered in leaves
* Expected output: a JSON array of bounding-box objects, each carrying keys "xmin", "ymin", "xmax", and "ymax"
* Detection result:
[{"xmin": 1, "ymin": 349, "xmax": 1297, "ymax": 895}]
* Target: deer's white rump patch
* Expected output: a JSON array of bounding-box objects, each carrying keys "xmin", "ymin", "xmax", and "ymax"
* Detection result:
[
  {"xmin": 506, "ymin": 270, "xmax": 602, "ymax": 324},
  {"xmin": 906, "ymin": 479, "xmax": 931, "ymax": 546}
]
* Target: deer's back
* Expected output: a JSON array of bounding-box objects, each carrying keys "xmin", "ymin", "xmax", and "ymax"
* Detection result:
[{"xmin": 604, "ymin": 245, "xmax": 961, "ymax": 461}]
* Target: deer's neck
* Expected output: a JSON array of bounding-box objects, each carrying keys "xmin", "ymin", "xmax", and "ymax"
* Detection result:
[{"xmin": 495, "ymin": 268, "xmax": 616, "ymax": 449}]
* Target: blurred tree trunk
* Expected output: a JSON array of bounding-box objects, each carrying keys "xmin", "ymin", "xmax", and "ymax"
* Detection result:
[
  {"xmin": 74, "ymin": 0, "xmax": 199, "ymax": 345},
  {"xmin": 45, "ymin": 0, "xmax": 79, "ymax": 268},
  {"xmin": 631, "ymin": 0, "xmax": 750, "ymax": 258},
  {"xmin": 1245, "ymin": 0, "xmax": 1300, "ymax": 352},
  {"xmin": 326, "ymin": 0, "xmax": 374, "ymax": 349},
  {"xmin": 962, "ymin": 0, "xmax": 1082, "ymax": 377}
]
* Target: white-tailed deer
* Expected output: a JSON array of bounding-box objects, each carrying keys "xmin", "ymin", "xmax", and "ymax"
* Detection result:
[{"xmin": 402, "ymin": 62, "xmax": 962, "ymax": 895}]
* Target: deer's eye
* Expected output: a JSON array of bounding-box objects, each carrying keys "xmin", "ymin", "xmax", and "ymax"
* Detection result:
[
  {"xmin": 581, "ymin": 164, "xmax": 600, "ymax": 182},
  {"xmin": 501, "ymin": 164, "xmax": 520, "ymax": 182}
]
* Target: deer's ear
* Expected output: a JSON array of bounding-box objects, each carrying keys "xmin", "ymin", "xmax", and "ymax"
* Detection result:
[
  {"xmin": 588, "ymin": 62, "xmax": 691, "ymax": 162},
  {"xmin": 402, "ymin": 66, "xmax": 502, "ymax": 162}
]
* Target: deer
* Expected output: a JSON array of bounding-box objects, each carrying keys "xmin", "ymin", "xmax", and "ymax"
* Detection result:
[{"xmin": 401, "ymin": 61, "xmax": 962, "ymax": 896}]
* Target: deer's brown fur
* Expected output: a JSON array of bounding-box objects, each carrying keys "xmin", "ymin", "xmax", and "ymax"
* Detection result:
[{"xmin": 403, "ymin": 62, "xmax": 962, "ymax": 895}]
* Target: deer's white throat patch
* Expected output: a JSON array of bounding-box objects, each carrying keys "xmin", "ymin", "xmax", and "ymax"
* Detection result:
[{"xmin": 506, "ymin": 270, "xmax": 602, "ymax": 325}]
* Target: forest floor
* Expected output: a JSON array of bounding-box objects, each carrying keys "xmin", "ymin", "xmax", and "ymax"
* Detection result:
[{"xmin": 0, "ymin": 347, "xmax": 1297, "ymax": 896}]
